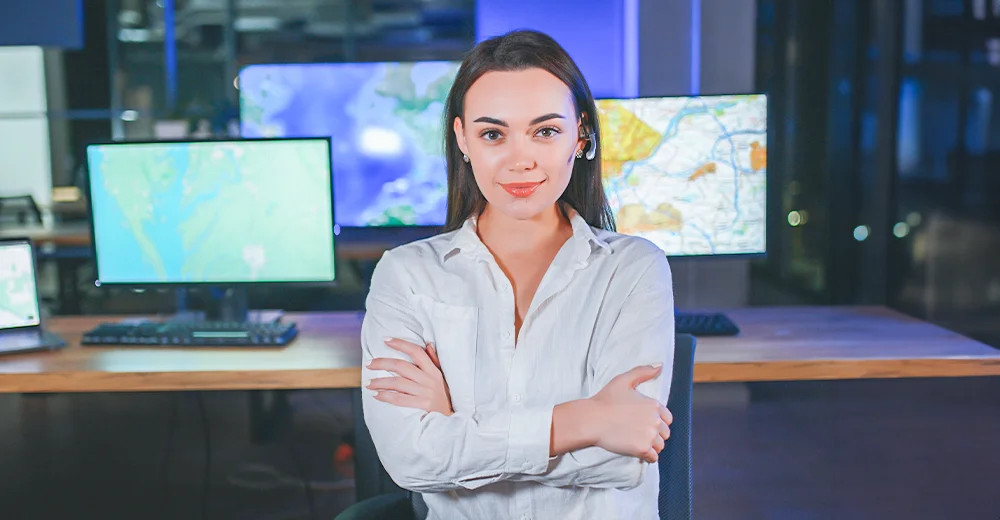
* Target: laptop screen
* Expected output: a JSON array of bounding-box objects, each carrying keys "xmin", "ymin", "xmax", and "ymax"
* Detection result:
[{"xmin": 0, "ymin": 242, "xmax": 41, "ymax": 329}]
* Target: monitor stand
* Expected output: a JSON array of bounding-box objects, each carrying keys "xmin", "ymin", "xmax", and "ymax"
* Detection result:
[{"xmin": 169, "ymin": 287, "xmax": 283, "ymax": 324}]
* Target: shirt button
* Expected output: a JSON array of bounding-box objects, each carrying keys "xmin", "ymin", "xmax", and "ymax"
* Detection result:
[
  {"xmin": 512, "ymin": 394, "xmax": 521, "ymax": 403},
  {"xmin": 503, "ymin": 330, "xmax": 511, "ymax": 339},
  {"xmin": 521, "ymin": 516, "xmax": 530, "ymax": 520}
]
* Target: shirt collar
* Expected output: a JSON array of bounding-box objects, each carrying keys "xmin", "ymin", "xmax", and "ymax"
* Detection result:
[{"xmin": 440, "ymin": 206, "xmax": 611, "ymax": 263}]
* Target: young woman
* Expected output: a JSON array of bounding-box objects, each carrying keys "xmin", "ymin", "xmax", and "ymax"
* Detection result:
[{"xmin": 360, "ymin": 29, "xmax": 675, "ymax": 520}]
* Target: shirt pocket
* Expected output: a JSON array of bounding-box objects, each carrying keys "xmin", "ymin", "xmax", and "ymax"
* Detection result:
[{"xmin": 409, "ymin": 294, "xmax": 479, "ymax": 414}]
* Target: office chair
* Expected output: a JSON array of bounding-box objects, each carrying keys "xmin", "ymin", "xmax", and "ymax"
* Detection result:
[{"xmin": 336, "ymin": 334, "xmax": 696, "ymax": 520}]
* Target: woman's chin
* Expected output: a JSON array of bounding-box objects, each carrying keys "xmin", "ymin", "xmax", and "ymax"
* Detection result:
[{"xmin": 486, "ymin": 197, "xmax": 559, "ymax": 222}]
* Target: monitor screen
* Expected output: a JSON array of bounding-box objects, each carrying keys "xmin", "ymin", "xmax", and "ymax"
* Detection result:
[
  {"xmin": 86, "ymin": 138, "xmax": 336, "ymax": 285},
  {"xmin": 0, "ymin": 241, "xmax": 41, "ymax": 329},
  {"xmin": 239, "ymin": 60, "xmax": 460, "ymax": 228},
  {"xmin": 597, "ymin": 94, "xmax": 767, "ymax": 256}
]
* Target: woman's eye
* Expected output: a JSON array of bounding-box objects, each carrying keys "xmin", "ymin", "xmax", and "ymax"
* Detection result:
[
  {"xmin": 536, "ymin": 127, "xmax": 560, "ymax": 138},
  {"xmin": 481, "ymin": 130, "xmax": 502, "ymax": 141}
]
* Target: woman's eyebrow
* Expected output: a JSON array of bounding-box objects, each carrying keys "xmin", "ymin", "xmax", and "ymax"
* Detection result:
[
  {"xmin": 473, "ymin": 116, "xmax": 507, "ymax": 127},
  {"xmin": 529, "ymin": 113, "xmax": 565, "ymax": 125},
  {"xmin": 471, "ymin": 113, "xmax": 566, "ymax": 127}
]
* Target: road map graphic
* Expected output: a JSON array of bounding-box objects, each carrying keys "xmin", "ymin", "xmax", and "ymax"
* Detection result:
[
  {"xmin": 597, "ymin": 94, "xmax": 767, "ymax": 256},
  {"xmin": 87, "ymin": 140, "xmax": 336, "ymax": 284},
  {"xmin": 0, "ymin": 243, "xmax": 40, "ymax": 328},
  {"xmin": 240, "ymin": 61, "xmax": 460, "ymax": 227}
]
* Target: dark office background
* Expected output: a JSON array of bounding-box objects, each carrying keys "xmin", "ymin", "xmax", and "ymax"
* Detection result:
[{"xmin": 1, "ymin": 0, "xmax": 998, "ymax": 518}]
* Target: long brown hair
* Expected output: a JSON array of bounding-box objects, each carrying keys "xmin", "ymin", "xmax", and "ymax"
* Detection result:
[{"xmin": 442, "ymin": 29, "xmax": 615, "ymax": 232}]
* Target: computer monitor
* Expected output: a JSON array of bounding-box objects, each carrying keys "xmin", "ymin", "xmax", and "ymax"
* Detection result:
[
  {"xmin": 0, "ymin": 238, "xmax": 65, "ymax": 353},
  {"xmin": 84, "ymin": 137, "xmax": 336, "ymax": 320},
  {"xmin": 596, "ymin": 94, "xmax": 767, "ymax": 257},
  {"xmin": 0, "ymin": 239, "xmax": 41, "ymax": 329},
  {"xmin": 238, "ymin": 60, "xmax": 460, "ymax": 230}
]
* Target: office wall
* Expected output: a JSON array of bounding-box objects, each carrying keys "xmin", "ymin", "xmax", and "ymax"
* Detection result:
[
  {"xmin": 0, "ymin": 0, "xmax": 84, "ymax": 49},
  {"xmin": 475, "ymin": 0, "xmax": 639, "ymax": 98},
  {"xmin": 0, "ymin": 47, "xmax": 53, "ymax": 208}
]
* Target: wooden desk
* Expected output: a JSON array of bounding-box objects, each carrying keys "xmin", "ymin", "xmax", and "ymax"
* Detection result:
[
  {"xmin": 0, "ymin": 306, "xmax": 997, "ymax": 394},
  {"xmin": 0, "ymin": 222, "xmax": 92, "ymax": 248},
  {"xmin": 694, "ymin": 306, "xmax": 1000, "ymax": 382},
  {"xmin": 2, "ymin": 305, "xmax": 996, "ymax": 503},
  {"xmin": 0, "ymin": 312, "xmax": 367, "ymax": 393}
]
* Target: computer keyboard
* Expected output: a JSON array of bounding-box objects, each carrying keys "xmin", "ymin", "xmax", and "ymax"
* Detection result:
[
  {"xmin": 81, "ymin": 320, "xmax": 299, "ymax": 347},
  {"xmin": 675, "ymin": 312, "xmax": 740, "ymax": 337}
]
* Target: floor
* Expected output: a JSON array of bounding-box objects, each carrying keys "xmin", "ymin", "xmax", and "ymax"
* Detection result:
[{"xmin": 1, "ymin": 376, "xmax": 998, "ymax": 519}]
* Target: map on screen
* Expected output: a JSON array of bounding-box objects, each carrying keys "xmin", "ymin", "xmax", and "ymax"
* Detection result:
[
  {"xmin": 0, "ymin": 243, "xmax": 40, "ymax": 329},
  {"xmin": 239, "ymin": 61, "xmax": 460, "ymax": 227},
  {"xmin": 597, "ymin": 94, "xmax": 767, "ymax": 256},
  {"xmin": 86, "ymin": 139, "xmax": 336, "ymax": 284}
]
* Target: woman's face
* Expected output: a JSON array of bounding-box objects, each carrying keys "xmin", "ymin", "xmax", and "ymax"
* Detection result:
[{"xmin": 454, "ymin": 68, "xmax": 585, "ymax": 222}]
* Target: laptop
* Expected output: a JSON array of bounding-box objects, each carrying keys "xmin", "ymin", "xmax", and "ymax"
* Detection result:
[{"xmin": 0, "ymin": 238, "xmax": 65, "ymax": 355}]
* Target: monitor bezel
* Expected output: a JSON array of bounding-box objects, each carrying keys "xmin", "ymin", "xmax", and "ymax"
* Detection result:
[
  {"xmin": 237, "ymin": 59, "xmax": 460, "ymax": 233},
  {"xmin": 594, "ymin": 92, "xmax": 769, "ymax": 260},
  {"xmin": 83, "ymin": 136, "xmax": 339, "ymax": 288},
  {"xmin": 0, "ymin": 237, "xmax": 44, "ymax": 332}
]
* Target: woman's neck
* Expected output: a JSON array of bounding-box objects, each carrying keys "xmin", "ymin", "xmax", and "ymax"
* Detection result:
[{"xmin": 476, "ymin": 204, "xmax": 573, "ymax": 255}]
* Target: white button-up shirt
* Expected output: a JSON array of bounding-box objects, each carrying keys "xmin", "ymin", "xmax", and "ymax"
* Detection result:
[{"xmin": 360, "ymin": 210, "xmax": 675, "ymax": 520}]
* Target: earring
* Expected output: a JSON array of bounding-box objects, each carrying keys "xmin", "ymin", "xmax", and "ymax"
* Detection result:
[
  {"xmin": 462, "ymin": 154, "xmax": 470, "ymax": 163},
  {"xmin": 579, "ymin": 125, "xmax": 596, "ymax": 161}
]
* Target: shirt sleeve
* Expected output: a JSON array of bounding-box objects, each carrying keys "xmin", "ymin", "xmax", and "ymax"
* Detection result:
[
  {"xmin": 508, "ymin": 252, "xmax": 675, "ymax": 490},
  {"xmin": 360, "ymin": 249, "xmax": 555, "ymax": 493}
]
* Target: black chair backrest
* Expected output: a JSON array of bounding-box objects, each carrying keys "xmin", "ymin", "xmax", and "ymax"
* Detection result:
[{"xmin": 658, "ymin": 333, "xmax": 695, "ymax": 520}]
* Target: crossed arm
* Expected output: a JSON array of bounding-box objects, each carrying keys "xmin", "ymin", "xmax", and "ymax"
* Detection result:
[{"xmin": 360, "ymin": 251, "xmax": 675, "ymax": 493}]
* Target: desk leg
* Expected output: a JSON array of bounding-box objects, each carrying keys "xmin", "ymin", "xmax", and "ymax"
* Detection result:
[
  {"xmin": 351, "ymin": 388, "xmax": 401, "ymax": 502},
  {"xmin": 56, "ymin": 259, "xmax": 82, "ymax": 315}
]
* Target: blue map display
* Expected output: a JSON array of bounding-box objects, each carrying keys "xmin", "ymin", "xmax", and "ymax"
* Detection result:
[{"xmin": 239, "ymin": 61, "xmax": 461, "ymax": 227}]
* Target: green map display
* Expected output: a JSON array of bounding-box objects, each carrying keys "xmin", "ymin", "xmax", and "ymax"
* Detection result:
[
  {"xmin": 0, "ymin": 243, "xmax": 40, "ymax": 329},
  {"xmin": 87, "ymin": 139, "xmax": 336, "ymax": 284}
]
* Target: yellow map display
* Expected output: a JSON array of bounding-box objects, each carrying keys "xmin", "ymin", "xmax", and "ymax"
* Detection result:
[{"xmin": 597, "ymin": 95, "xmax": 767, "ymax": 256}]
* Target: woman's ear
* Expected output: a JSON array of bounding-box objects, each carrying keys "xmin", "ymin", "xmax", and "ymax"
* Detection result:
[{"xmin": 453, "ymin": 116, "xmax": 469, "ymax": 157}]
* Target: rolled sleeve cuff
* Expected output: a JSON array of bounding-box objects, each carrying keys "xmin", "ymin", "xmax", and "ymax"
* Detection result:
[{"xmin": 506, "ymin": 405, "xmax": 555, "ymax": 476}]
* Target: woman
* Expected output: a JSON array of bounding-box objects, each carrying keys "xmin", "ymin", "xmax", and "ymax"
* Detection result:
[{"xmin": 360, "ymin": 29, "xmax": 675, "ymax": 520}]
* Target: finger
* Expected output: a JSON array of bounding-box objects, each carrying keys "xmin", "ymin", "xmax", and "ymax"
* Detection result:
[
  {"xmin": 642, "ymin": 448, "xmax": 659, "ymax": 464},
  {"xmin": 384, "ymin": 337, "xmax": 435, "ymax": 371},
  {"xmin": 366, "ymin": 376, "xmax": 424, "ymax": 397},
  {"xmin": 652, "ymin": 434, "xmax": 665, "ymax": 453},
  {"xmin": 372, "ymin": 390, "xmax": 432, "ymax": 412},
  {"xmin": 367, "ymin": 358, "xmax": 431, "ymax": 385},
  {"xmin": 613, "ymin": 363, "xmax": 663, "ymax": 389},
  {"xmin": 426, "ymin": 343, "xmax": 442, "ymax": 369},
  {"xmin": 658, "ymin": 421, "xmax": 671, "ymax": 441},
  {"xmin": 659, "ymin": 404, "xmax": 673, "ymax": 426}
]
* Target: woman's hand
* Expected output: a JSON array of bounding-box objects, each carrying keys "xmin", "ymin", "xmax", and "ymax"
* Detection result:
[
  {"xmin": 366, "ymin": 337, "xmax": 454, "ymax": 416},
  {"xmin": 586, "ymin": 364, "xmax": 673, "ymax": 463}
]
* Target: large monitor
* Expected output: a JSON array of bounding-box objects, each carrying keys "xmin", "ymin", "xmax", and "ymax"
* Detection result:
[
  {"xmin": 238, "ymin": 60, "xmax": 460, "ymax": 228},
  {"xmin": 596, "ymin": 94, "xmax": 767, "ymax": 257},
  {"xmin": 85, "ymin": 137, "xmax": 336, "ymax": 287}
]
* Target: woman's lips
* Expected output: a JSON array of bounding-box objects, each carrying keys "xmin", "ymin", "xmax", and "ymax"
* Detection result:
[{"xmin": 500, "ymin": 181, "xmax": 544, "ymax": 198}]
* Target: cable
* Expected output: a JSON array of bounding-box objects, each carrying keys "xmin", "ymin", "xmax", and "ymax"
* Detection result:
[
  {"xmin": 161, "ymin": 394, "xmax": 179, "ymax": 515},
  {"xmin": 285, "ymin": 423, "xmax": 318, "ymax": 520},
  {"xmin": 196, "ymin": 392, "xmax": 211, "ymax": 520}
]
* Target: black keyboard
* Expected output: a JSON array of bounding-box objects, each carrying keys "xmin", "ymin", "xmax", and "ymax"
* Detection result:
[
  {"xmin": 675, "ymin": 312, "xmax": 740, "ymax": 337},
  {"xmin": 81, "ymin": 320, "xmax": 298, "ymax": 347}
]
